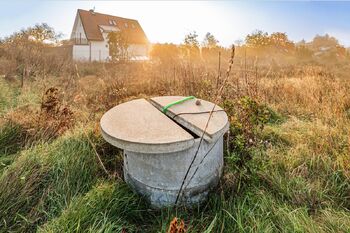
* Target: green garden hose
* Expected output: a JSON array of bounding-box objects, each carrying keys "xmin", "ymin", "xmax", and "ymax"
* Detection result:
[{"xmin": 162, "ymin": 96, "xmax": 195, "ymax": 113}]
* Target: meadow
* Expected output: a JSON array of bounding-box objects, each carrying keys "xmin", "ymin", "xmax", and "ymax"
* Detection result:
[{"xmin": 0, "ymin": 29, "xmax": 350, "ymax": 232}]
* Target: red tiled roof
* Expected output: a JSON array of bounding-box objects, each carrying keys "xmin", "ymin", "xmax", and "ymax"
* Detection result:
[{"xmin": 78, "ymin": 9, "xmax": 149, "ymax": 44}]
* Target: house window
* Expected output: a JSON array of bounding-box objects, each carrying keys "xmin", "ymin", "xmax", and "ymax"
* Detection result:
[
  {"xmin": 112, "ymin": 20, "xmax": 117, "ymax": 25},
  {"xmin": 109, "ymin": 20, "xmax": 113, "ymax": 25},
  {"xmin": 124, "ymin": 22, "xmax": 128, "ymax": 28},
  {"xmin": 79, "ymin": 33, "xmax": 82, "ymax": 44}
]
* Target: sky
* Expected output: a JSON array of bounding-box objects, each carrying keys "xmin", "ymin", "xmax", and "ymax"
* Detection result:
[{"xmin": 1, "ymin": 1, "xmax": 350, "ymax": 47}]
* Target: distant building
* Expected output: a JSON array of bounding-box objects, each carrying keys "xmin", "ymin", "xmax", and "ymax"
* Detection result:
[{"xmin": 70, "ymin": 9, "xmax": 149, "ymax": 62}]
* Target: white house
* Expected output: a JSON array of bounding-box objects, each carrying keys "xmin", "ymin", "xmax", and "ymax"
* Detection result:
[{"xmin": 70, "ymin": 9, "xmax": 149, "ymax": 62}]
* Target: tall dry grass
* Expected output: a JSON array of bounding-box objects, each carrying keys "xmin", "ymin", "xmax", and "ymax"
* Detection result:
[{"xmin": 0, "ymin": 45, "xmax": 349, "ymax": 232}]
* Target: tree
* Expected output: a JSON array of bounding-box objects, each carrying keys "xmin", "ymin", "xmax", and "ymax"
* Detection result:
[
  {"xmin": 311, "ymin": 34, "xmax": 344, "ymax": 59},
  {"xmin": 107, "ymin": 31, "xmax": 129, "ymax": 61},
  {"xmin": 245, "ymin": 30, "xmax": 295, "ymax": 53},
  {"xmin": 30, "ymin": 23, "xmax": 60, "ymax": 43},
  {"xmin": 1, "ymin": 23, "xmax": 61, "ymax": 87},
  {"xmin": 4, "ymin": 23, "xmax": 60, "ymax": 44},
  {"xmin": 183, "ymin": 31, "xmax": 200, "ymax": 60},
  {"xmin": 202, "ymin": 32, "xmax": 219, "ymax": 49},
  {"xmin": 312, "ymin": 34, "xmax": 339, "ymax": 49},
  {"xmin": 269, "ymin": 32, "xmax": 294, "ymax": 51},
  {"xmin": 245, "ymin": 30, "xmax": 270, "ymax": 48},
  {"xmin": 201, "ymin": 32, "xmax": 221, "ymax": 61},
  {"xmin": 184, "ymin": 31, "xmax": 199, "ymax": 48},
  {"xmin": 270, "ymin": 33, "xmax": 288, "ymax": 47}
]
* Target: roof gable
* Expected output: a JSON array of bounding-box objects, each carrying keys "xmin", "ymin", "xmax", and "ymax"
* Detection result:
[{"xmin": 77, "ymin": 9, "xmax": 149, "ymax": 44}]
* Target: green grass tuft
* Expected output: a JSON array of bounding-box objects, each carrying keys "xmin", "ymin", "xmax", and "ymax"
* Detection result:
[
  {"xmin": 40, "ymin": 182, "xmax": 150, "ymax": 233},
  {"xmin": 0, "ymin": 130, "xmax": 102, "ymax": 232}
]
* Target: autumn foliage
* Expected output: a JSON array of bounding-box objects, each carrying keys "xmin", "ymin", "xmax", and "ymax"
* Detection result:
[{"xmin": 168, "ymin": 217, "xmax": 186, "ymax": 233}]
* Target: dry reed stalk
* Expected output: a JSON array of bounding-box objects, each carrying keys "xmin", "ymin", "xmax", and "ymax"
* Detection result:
[
  {"xmin": 82, "ymin": 128, "xmax": 112, "ymax": 179},
  {"xmin": 216, "ymin": 51, "xmax": 221, "ymax": 89},
  {"xmin": 175, "ymin": 45, "xmax": 235, "ymax": 204},
  {"xmin": 81, "ymin": 116, "xmax": 118, "ymax": 180}
]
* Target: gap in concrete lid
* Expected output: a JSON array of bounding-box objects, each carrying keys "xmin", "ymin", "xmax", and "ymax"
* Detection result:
[
  {"xmin": 146, "ymin": 99, "xmax": 200, "ymax": 139},
  {"xmin": 167, "ymin": 116, "xmax": 200, "ymax": 139}
]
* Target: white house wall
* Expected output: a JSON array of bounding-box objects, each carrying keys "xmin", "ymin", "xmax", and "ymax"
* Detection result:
[
  {"xmin": 90, "ymin": 41, "xmax": 110, "ymax": 61},
  {"xmin": 73, "ymin": 43, "xmax": 149, "ymax": 62},
  {"xmin": 88, "ymin": 43, "xmax": 149, "ymax": 62},
  {"xmin": 71, "ymin": 14, "xmax": 87, "ymax": 43},
  {"xmin": 72, "ymin": 45, "xmax": 90, "ymax": 61},
  {"xmin": 71, "ymin": 13, "xmax": 91, "ymax": 61}
]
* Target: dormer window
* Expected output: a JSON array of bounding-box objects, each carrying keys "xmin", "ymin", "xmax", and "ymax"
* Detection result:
[
  {"xmin": 109, "ymin": 20, "xmax": 113, "ymax": 25},
  {"xmin": 112, "ymin": 20, "xmax": 117, "ymax": 25}
]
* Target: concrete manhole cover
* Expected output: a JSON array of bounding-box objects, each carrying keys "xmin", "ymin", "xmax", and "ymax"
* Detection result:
[{"xmin": 100, "ymin": 96, "xmax": 229, "ymax": 207}]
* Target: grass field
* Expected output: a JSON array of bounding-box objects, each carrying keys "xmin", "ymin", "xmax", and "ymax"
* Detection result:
[{"xmin": 0, "ymin": 52, "xmax": 350, "ymax": 232}]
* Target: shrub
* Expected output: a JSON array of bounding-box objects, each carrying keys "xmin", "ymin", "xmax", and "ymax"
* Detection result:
[{"xmin": 5, "ymin": 87, "xmax": 74, "ymax": 144}]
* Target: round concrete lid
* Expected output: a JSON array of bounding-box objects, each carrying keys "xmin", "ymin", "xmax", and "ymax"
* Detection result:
[
  {"xmin": 100, "ymin": 99, "xmax": 195, "ymax": 154},
  {"xmin": 150, "ymin": 96, "xmax": 229, "ymax": 143}
]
